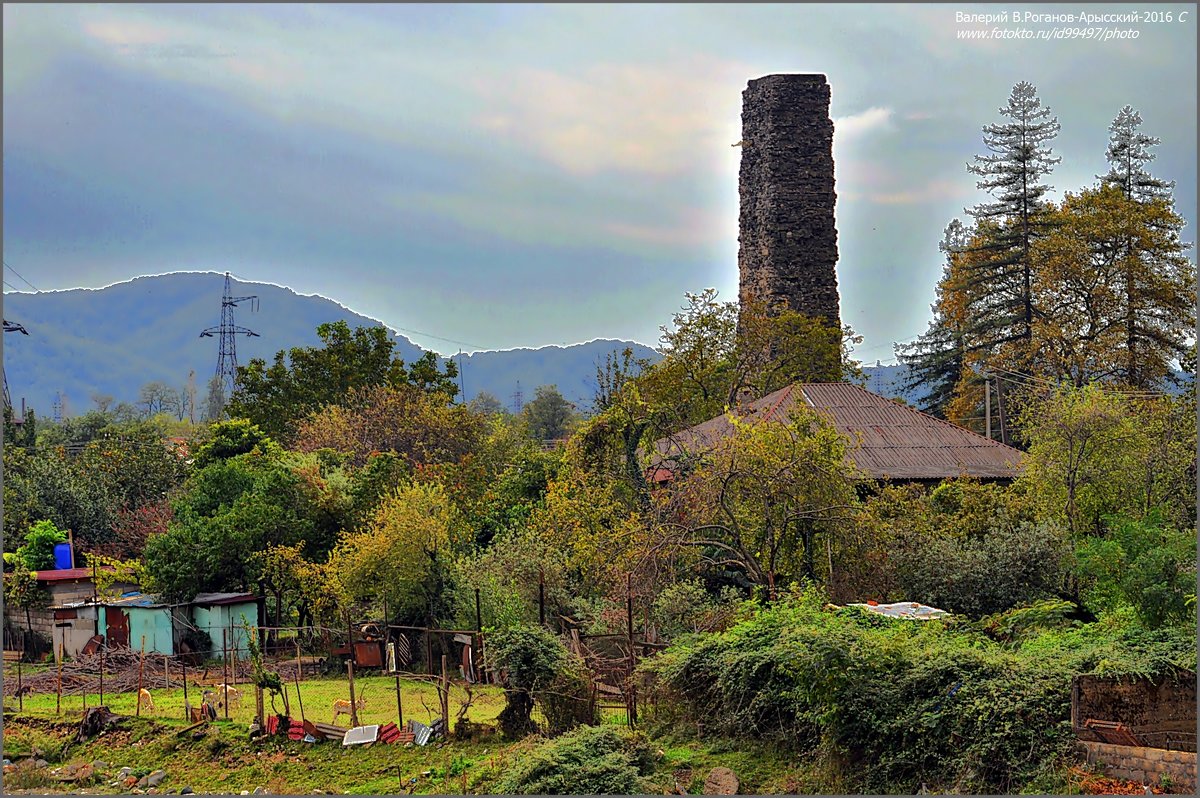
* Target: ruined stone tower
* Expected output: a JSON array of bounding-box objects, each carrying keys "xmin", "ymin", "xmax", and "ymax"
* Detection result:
[{"xmin": 737, "ymin": 74, "xmax": 840, "ymax": 329}]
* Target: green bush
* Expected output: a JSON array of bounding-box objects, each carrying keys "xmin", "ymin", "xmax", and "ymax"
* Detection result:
[
  {"xmin": 540, "ymin": 655, "xmax": 600, "ymax": 736},
  {"xmin": 1075, "ymin": 514, "xmax": 1196, "ymax": 628},
  {"xmin": 485, "ymin": 624, "xmax": 569, "ymax": 738},
  {"xmin": 893, "ymin": 520, "xmax": 1070, "ymax": 618},
  {"xmin": 645, "ymin": 584, "xmax": 1193, "ymax": 794},
  {"xmin": 495, "ymin": 725, "xmax": 653, "ymax": 795},
  {"xmin": 17, "ymin": 520, "xmax": 68, "ymax": 570}
]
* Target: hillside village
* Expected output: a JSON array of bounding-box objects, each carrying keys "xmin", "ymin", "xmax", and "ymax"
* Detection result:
[{"xmin": 3, "ymin": 73, "xmax": 1197, "ymax": 796}]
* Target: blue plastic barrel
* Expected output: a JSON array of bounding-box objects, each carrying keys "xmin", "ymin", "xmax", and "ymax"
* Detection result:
[{"xmin": 53, "ymin": 543, "xmax": 73, "ymax": 570}]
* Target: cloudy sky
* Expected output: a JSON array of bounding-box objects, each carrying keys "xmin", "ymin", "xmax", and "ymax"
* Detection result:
[{"xmin": 4, "ymin": 3, "xmax": 1196, "ymax": 362}]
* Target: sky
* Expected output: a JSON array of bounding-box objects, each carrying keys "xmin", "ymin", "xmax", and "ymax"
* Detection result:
[{"xmin": 3, "ymin": 3, "xmax": 1196, "ymax": 363}]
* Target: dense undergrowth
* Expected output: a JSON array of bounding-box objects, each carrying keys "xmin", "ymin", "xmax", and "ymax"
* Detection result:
[{"xmin": 644, "ymin": 585, "xmax": 1196, "ymax": 794}]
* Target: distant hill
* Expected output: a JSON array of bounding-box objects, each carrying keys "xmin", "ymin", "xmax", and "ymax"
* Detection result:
[
  {"xmin": 6, "ymin": 273, "xmax": 1181, "ymax": 422},
  {"xmin": 2, "ymin": 272, "xmax": 659, "ymax": 417}
]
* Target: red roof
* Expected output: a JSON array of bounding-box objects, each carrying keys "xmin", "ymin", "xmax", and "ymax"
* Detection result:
[
  {"xmin": 30, "ymin": 566, "xmax": 117, "ymax": 583},
  {"xmin": 649, "ymin": 382, "xmax": 1023, "ymax": 481}
]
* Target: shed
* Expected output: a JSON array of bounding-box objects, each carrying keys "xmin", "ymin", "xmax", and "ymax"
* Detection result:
[
  {"xmin": 96, "ymin": 593, "xmax": 176, "ymax": 655},
  {"xmin": 190, "ymin": 592, "xmax": 260, "ymax": 657}
]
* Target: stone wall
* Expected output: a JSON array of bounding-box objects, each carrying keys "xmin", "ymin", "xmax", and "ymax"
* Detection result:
[
  {"xmin": 737, "ymin": 73, "xmax": 840, "ymax": 329},
  {"xmin": 1073, "ymin": 672, "xmax": 1197, "ymax": 742},
  {"xmin": 1077, "ymin": 741, "xmax": 1197, "ymax": 793}
]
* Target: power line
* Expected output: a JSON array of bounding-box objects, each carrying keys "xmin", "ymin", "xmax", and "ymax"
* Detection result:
[{"xmin": 3, "ymin": 259, "xmax": 39, "ymax": 292}]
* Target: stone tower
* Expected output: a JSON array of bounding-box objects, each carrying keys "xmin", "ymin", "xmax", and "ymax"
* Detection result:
[{"xmin": 737, "ymin": 74, "xmax": 840, "ymax": 329}]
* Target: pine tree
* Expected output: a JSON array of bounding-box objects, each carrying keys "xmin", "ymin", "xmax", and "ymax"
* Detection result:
[
  {"xmin": 1098, "ymin": 106, "xmax": 1175, "ymax": 204},
  {"xmin": 964, "ymin": 81, "xmax": 1061, "ymax": 366},
  {"xmin": 897, "ymin": 220, "xmax": 973, "ymax": 417}
]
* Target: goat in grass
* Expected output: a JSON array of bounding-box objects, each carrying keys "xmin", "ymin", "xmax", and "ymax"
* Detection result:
[{"xmin": 331, "ymin": 687, "xmax": 368, "ymax": 725}]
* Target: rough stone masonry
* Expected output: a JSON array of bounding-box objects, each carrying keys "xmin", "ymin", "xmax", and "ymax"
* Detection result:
[{"xmin": 737, "ymin": 74, "xmax": 841, "ymax": 330}]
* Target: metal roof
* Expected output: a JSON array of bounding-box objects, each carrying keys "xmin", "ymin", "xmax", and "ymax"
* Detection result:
[
  {"xmin": 191, "ymin": 592, "xmax": 258, "ymax": 606},
  {"xmin": 650, "ymin": 382, "xmax": 1023, "ymax": 481}
]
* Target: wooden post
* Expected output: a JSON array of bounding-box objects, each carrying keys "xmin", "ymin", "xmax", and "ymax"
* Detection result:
[
  {"xmin": 394, "ymin": 674, "xmax": 403, "ymax": 726},
  {"xmin": 984, "ymin": 375, "xmax": 992, "ymax": 440},
  {"xmin": 293, "ymin": 658, "xmax": 306, "ymax": 723},
  {"xmin": 346, "ymin": 611, "xmax": 355, "ymax": 671},
  {"xmin": 164, "ymin": 655, "xmax": 170, "ymax": 689},
  {"xmin": 439, "ymin": 654, "xmax": 450, "ymax": 731},
  {"xmin": 346, "ymin": 660, "xmax": 359, "ymax": 727},
  {"xmin": 68, "ymin": 529, "xmax": 75, "ymax": 569},
  {"xmin": 99, "ymin": 647, "xmax": 104, "ymax": 706},
  {"xmin": 56, "ymin": 643, "xmax": 63, "ymax": 715},
  {"xmin": 17, "ymin": 657, "xmax": 23, "ymax": 712},
  {"xmin": 626, "ymin": 574, "xmax": 636, "ymax": 728},
  {"xmin": 425, "ymin": 631, "xmax": 433, "ymax": 676},
  {"xmin": 136, "ymin": 636, "xmax": 146, "ymax": 717},
  {"xmin": 222, "ymin": 629, "xmax": 230, "ymax": 720},
  {"xmin": 92, "ymin": 561, "xmax": 100, "ymax": 637},
  {"xmin": 538, "ymin": 569, "xmax": 546, "ymax": 626},
  {"xmin": 475, "ymin": 588, "xmax": 485, "ymax": 684},
  {"xmin": 256, "ymin": 684, "xmax": 266, "ymax": 727},
  {"xmin": 181, "ymin": 658, "xmax": 188, "ymax": 721}
]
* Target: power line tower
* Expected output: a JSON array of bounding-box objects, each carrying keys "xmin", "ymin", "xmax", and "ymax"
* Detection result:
[
  {"xmin": 3, "ymin": 318, "xmax": 30, "ymax": 411},
  {"xmin": 199, "ymin": 272, "xmax": 260, "ymax": 398},
  {"xmin": 52, "ymin": 391, "xmax": 63, "ymax": 423}
]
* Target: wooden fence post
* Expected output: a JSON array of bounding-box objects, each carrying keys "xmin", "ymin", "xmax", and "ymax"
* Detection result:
[
  {"xmin": 347, "ymin": 660, "xmax": 359, "ymax": 727},
  {"xmin": 136, "ymin": 636, "xmax": 146, "ymax": 717},
  {"xmin": 626, "ymin": 574, "xmax": 636, "ymax": 728},
  {"xmin": 475, "ymin": 588, "xmax": 486, "ymax": 684},
  {"xmin": 394, "ymin": 674, "xmax": 403, "ymax": 727},
  {"xmin": 98, "ymin": 647, "xmax": 104, "ymax": 706},
  {"xmin": 439, "ymin": 654, "xmax": 450, "ymax": 731},
  {"xmin": 56, "ymin": 643, "xmax": 63, "ymax": 715},
  {"xmin": 181, "ymin": 658, "xmax": 188, "ymax": 721},
  {"xmin": 17, "ymin": 657, "xmax": 23, "ymax": 712},
  {"xmin": 222, "ymin": 629, "xmax": 229, "ymax": 720},
  {"xmin": 164, "ymin": 654, "xmax": 170, "ymax": 689},
  {"xmin": 293, "ymin": 658, "xmax": 306, "ymax": 723}
]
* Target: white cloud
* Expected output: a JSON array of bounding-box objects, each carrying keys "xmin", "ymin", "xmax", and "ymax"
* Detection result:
[
  {"xmin": 470, "ymin": 56, "xmax": 754, "ymax": 177},
  {"xmin": 834, "ymin": 107, "xmax": 894, "ymax": 140}
]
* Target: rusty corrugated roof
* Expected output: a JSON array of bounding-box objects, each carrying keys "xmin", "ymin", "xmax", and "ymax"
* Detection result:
[{"xmin": 650, "ymin": 382, "xmax": 1022, "ymax": 481}]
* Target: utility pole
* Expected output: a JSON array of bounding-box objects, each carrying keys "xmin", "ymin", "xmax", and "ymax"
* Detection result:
[
  {"xmin": 199, "ymin": 273, "xmax": 260, "ymax": 399},
  {"xmin": 995, "ymin": 375, "xmax": 1009, "ymax": 446},
  {"xmin": 984, "ymin": 373, "xmax": 991, "ymax": 440}
]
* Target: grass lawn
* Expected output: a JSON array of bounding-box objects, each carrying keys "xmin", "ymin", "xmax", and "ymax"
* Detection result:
[{"xmin": 4, "ymin": 672, "xmax": 814, "ymax": 794}]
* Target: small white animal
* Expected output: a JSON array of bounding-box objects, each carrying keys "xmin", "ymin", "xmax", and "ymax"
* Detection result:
[
  {"xmin": 331, "ymin": 689, "xmax": 367, "ymax": 725},
  {"xmin": 137, "ymin": 687, "xmax": 155, "ymax": 714},
  {"xmin": 214, "ymin": 683, "xmax": 241, "ymax": 710}
]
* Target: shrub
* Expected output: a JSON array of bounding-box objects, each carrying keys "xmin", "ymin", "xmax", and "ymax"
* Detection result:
[
  {"xmin": 495, "ymin": 725, "xmax": 653, "ymax": 795},
  {"xmin": 485, "ymin": 624, "xmax": 569, "ymax": 738},
  {"xmin": 644, "ymin": 585, "xmax": 1137, "ymax": 793},
  {"xmin": 893, "ymin": 520, "xmax": 1070, "ymax": 618},
  {"xmin": 1075, "ymin": 514, "xmax": 1196, "ymax": 628},
  {"xmin": 540, "ymin": 655, "xmax": 599, "ymax": 736},
  {"xmin": 17, "ymin": 520, "xmax": 68, "ymax": 570}
]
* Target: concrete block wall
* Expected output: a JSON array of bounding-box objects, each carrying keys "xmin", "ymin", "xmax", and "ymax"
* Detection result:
[{"xmin": 1077, "ymin": 741, "xmax": 1197, "ymax": 793}]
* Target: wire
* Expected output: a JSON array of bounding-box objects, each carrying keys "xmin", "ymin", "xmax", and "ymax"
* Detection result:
[{"xmin": 3, "ymin": 260, "xmax": 39, "ymax": 292}]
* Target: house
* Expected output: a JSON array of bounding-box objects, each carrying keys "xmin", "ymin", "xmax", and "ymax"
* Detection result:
[
  {"xmin": 648, "ymin": 382, "xmax": 1023, "ymax": 485},
  {"xmin": 2, "ymin": 566, "xmax": 139, "ymax": 658}
]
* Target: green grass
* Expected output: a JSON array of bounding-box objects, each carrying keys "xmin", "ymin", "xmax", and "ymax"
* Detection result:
[
  {"xmin": 10, "ymin": 673, "xmax": 508, "ymax": 729},
  {"xmin": 4, "ymin": 672, "xmax": 834, "ymax": 794}
]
